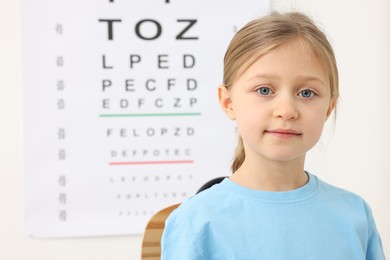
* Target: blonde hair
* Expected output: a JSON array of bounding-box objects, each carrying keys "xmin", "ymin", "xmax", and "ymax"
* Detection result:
[{"xmin": 223, "ymin": 11, "xmax": 339, "ymax": 173}]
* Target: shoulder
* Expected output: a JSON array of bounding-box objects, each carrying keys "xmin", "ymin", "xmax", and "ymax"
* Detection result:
[
  {"xmin": 163, "ymin": 178, "xmax": 243, "ymax": 239},
  {"xmin": 316, "ymin": 175, "xmax": 365, "ymax": 201},
  {"xmin": 167, "ymin": 180, "xmax": 229, "ymax": 224},
  {"xmin": 313, "ymin": 175, "xmax": 374, "ymax": 219},
  {"xmin": 162, "ymin": 180, "xmax": 230, "ymax": 257},
  {"xmin": 313, "ymin": 175, "xmax": 385, "ymax": 257}
]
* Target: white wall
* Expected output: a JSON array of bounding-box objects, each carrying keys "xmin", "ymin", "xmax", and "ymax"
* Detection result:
[{"xmin": 0, "ymin": 0, "xmax": 388, "ymax": 259}]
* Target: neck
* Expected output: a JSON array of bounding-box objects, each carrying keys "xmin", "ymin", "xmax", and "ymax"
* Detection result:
[{"xmin": 230, "ymin": 155, "xmax": 308, "ymax": 192}]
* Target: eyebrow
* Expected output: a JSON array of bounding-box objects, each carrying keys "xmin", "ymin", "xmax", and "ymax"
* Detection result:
[
  {"xmin": 248, "ymin": 74, "xmax": 326, "ymax": 85},
  {"xmin": 295, "ymin": 76, "xmax": 326, "ymax": 85}
]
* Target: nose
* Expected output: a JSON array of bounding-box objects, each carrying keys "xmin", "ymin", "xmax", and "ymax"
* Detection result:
[{"xmin": 272, "ymin": 95, "xmax": 299, "ymax": 120}]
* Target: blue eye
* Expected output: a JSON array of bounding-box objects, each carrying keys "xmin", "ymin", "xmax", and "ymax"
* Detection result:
[
  {"xmin": 299, "ymin": 89, "xmax": 315, "ymax": 98},
  {"xmin": 257, "ymin": 87, "xmax": 272, "ymax": 96}
]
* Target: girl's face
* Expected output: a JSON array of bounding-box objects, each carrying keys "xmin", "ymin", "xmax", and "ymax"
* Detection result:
[{"xmin": 219, "ymin": 39, "xmax": 334, "ymax": 164}]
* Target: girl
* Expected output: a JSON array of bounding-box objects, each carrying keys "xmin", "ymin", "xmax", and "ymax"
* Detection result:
[{"xmin": 161, "ymin": 11, "xmax": 385, "ymax": 259}]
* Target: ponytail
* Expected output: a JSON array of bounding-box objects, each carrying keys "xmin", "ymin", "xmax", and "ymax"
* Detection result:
[{"xmin": 231, "ymin": 136, "xmax": 245, "ymax": 173}]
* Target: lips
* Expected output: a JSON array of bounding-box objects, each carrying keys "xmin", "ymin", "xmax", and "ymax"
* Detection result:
[{"xmin": 265, "ymin": 129, "xmax": 302, "ymax": 138}]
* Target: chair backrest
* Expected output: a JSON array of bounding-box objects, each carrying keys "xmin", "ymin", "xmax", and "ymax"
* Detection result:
[
  {"xmin": 196, "ymin": 176, "xmax": 226, "ymax": 194},
  {"xmin": 141, "ymin": 203, "xmax": 180, "ymax": 260}
]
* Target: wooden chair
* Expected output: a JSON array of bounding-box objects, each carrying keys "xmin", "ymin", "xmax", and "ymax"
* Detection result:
[
  {"xmin": 141, "ymin": 203, "xmax": 180, "ymax": 260},
  {"xmin": 140, "ymin": 177, "xmax": 227, "ymax": 260}
]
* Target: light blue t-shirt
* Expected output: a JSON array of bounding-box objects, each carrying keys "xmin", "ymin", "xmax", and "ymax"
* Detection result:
[{"xmin": 161, "ymin": 173, "xmax": 385, "ymax": 259}]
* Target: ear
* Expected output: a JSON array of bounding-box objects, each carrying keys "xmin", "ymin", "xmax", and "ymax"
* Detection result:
[
  {"xmin": 325, "ymin": 98, "xmax": 335, "ymax": 120},
  {"xmin": 218, "ymin": 85, "xmax": 236, "ymax": 120}
]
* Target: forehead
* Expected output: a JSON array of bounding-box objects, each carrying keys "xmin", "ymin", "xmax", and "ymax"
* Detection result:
[{"xmin": 238, "ymin": 39, "xmax": 328, "ymax": 83}]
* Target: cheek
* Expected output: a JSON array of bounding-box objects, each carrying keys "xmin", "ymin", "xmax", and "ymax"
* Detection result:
[
  {"xmin": 307, "ymin": 100, "xmax": 332, "ymax": 122},
  {"xmin": 235, "ymin": 108, "xmax": 267, "ymax": 138},
  {"xmin": 305, "ymin": 111, "xmax": 328, "ymax": 140}
]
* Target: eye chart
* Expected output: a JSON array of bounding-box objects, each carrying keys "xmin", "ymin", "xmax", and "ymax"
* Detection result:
[{"xmin": 21, "ymin": 0, "xmax": 269, "ymax": 237}]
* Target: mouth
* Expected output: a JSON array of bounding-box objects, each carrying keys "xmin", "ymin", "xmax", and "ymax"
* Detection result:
[{"xmin": 264, "ymin": 129, "xmax": 302, "ymax": 138}]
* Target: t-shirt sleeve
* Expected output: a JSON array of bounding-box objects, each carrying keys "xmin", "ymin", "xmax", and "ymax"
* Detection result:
[
  {"xmin": 365, "ymin": 203, "xmax": 386, "ymax": 260},
  {"xmin": 161, "ymin": 210, "xmax": 206, "ymax": 260}
]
